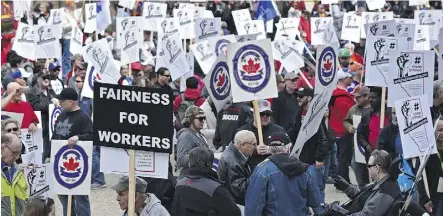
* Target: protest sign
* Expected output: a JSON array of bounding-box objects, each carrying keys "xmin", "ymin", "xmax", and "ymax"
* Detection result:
[
  {"xmin": 84, "ymin": 3, "xmax": 97, "ymax": 33},
  {"xmin": 365, "ymin": 36, "xmax": 408, "ymax": 87},
  {"xmin": 272, "ymin": 39, "xmax": 304, "ymax": 73},
  {"xmin": 118, "ymin": 0, "xmax": 135, "ymax": 10},
  {"xmin": 274, "ymin": 18, "xmax": 300, "ymax": 40},
  {"xmin": 366, "ymin": 0, "xmax": 387, "ymax": 11},
  {"xmin": 83, "ymin": 39, "xmax": 121, "ymax": 85},
  {"xmin": 361, "ymin": 12, "xmax": 394, "ymax": 38},
  {"xmin": 34, "ymin": 111, "xmax": 42, "ymax": 128},
  {"xmin": 388, "ymin": 50, "xmax": 434, "ymax": 107},
  {"xmin": 204, "ymin": 54, "xmax": 231, "ymax": 112},
  {"xmin": 116, "ymin": 17, "xmax": 143, "ymax": 64},
  {"xmin": 34, "ymin": 25, "xmax": 61, "ymax": 59},
  {"xmin": 414, "ymin": 25, "xmax": 431, "ymax": 50},
  {"xmin": 439, "ymin": 28, "xmax": 443, "ymax": 80},
  {"xmin": 208, "ymin": 34, "xmax": 237, "ymax": 57},
  {"xmin": 51, "ymin": 140, "xmax": 92, "ymax": 195},
  {"xmin": 193, "ymin": 7, "xmax": 206, "ymax": 21},
  {"xmin": 50, "ymin": 9, "xmax": 63, "ymax": 39},
  {"xmin": 228, "ymin": 39, "xmax": 277, "ymax": 103},
  {"xmin": 292, "ymin": 46, "xmax": 338, "ymax": 157},
  {"xmin": 13, "ymin": 0, "xmax": 31, "ymax": 20},
  {"xmin": 12, "ymin": 22, "xmax": 35, "ymax": 60},
  {"xmin": 414, "ymin": 10, "xmax": 442, "ymax": 47},
  {"xmin": 353, "ymin": 115, "xmax": 366, "ymax": 164},
  {"xmin": 81, "ymin": 64, "xmax": 98, "ymax": 99},
  {"xmin": 333, "ymin": 17, "xmax": 343, "ymax": 40},
  {"xmin": 310, "ymin": 17, "xmax": 333, "ymax": 45},
  {"xmin": 142, "ymin": 2, "xmax": 167, "ymax": 31},
  {"xmin": 236, "ymin": 34, "xmax": 258, "ymax": 42},
  {"xmin": 394, "ymin": 21, "xmax": 416, "ymax": 50},
  {"xmin": 1, "ymin": 111, "xmax": 24, "ymax": 126},
  {"xmin": 179, "ymin": 3, "xmax": 195, "ymax": 9},
  {"xmin": 174, "ymin": 8, "xmax": 195, "ymax": 39},
  {"xmin": 323, "ymin": 20, "xmax": 340, "ymax": 49},
  {"xmin": 194, "ymin": 18, "xmax": 222, "ymax": 42},
  {"xmin": 232, "ymin": 9, "xmax": 252, "ymax": 33},
  {"xmin": 156, "ymin": 33, "xmax": 190, "ymax": 81},
  {"xmin": 186, "ymin": 53, "xmax": 195, "ymax": 77},
  {"xmin": 341, "ymin": 12, "xmax": 362, "ymax": 43},
  {"xmin": 48, "ymin": 105, "xmax": 62, "ymax": 139},
  {"xmin": 364, "ymin": 20, "xmax": 397, "ymax": 38},
  {"xmin": 20, "ymin": 128, "xmax": 43, "ymax": 165},
  {"xmin": 394, "ymin": 95, "xmax": 436, "ymax": 159},
  {"xmin": 190, "ymin": 40, "xmax": 217, "ymax": 75},
  {"xmin": 70, "ymin": 26, "xmax": 84, "ymax": 55},
  {"xmin": 157, "ymin": 17, "xmax": 179, "ymax": 40},
  {"xmin": 24, "ymin": 164, "xmax": 53, "ymax": 198},
  {"xmin": 100, "ymin": 147, "xmax": 169, "ymax": 179},
  {"xmin": 237, "ymin": 20, "xmax": 266, "ymax": 40},
  {"xmin": 93, "ymin": 83, "xmax": 173, "ymax": 152}
]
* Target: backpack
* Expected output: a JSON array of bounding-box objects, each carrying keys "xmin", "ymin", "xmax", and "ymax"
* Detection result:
[{"xmin": 174, "ymin": 94, "xmax": 201, "ymax": 130}]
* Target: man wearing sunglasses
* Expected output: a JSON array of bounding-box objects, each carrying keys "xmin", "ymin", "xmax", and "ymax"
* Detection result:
[
  {"xmin": 1, "ymin": 133, "xmax": 28, "ymax": 216},
  {"xmin": 238, "ymin": 100, "xmax": 285, "ymax": 168},
  {"xmin": 154, "ymin": 67, "xmax": 173, "ymax": 91}
]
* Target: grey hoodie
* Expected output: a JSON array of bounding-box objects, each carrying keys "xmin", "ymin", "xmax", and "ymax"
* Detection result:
[{"xmin": 176, "ymin": 128, "xmax": 209, "ymax": 179}]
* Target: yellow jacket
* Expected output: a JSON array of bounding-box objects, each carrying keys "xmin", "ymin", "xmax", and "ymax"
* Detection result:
[{"xmin": 1, "ymin": 163, "xmax": 29, "ymax": 216}]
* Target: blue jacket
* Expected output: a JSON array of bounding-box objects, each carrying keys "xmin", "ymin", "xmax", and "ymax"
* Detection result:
[{"xmin": 245, "ymin": 153, "xmax": 324, "ymax": 216}]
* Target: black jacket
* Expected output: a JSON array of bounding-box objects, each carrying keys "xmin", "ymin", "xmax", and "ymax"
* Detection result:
[
  {"xmin": 271, "ymin": 88, "xmax": 299, "ymax": 130},
  {"xmin": 213, "ymin": 103, "xmax": 253, "ymax": 149},
  {"xmin": 418, "ymin": 150, "xmax": 443, "ymax": 205},
  {"xmin": 287, "ymin": 108, "xmax": 328, "ymax": 165},
  {"xmin": 218, "ymin": 143, "xmax": 252, "ymax": 205},
  {"xmin": 237, "ymin": 122, "xmax": 286, "ymax": 167},
  {"xmin": 377, "ymin": 123, "xmax": 399, "ymax": 159},
  {"xmin": 171, "ymin": 168, "xmax": 241, "ymax": 216}
]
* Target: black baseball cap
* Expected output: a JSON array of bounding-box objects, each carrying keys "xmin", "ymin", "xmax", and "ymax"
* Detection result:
[
  {"xmin": 56, "ymin": 88, "xmax": 78, "ymax": 101},
  {"xmin": 268, "ymin": 132, "xmax": 292, "ymax": 146},
  {"xmin": 296, "ymin": 87, "xmax": 314, "ymax": 97}
]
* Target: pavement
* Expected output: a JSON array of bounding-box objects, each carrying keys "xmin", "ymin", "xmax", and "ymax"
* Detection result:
[{"xmin": 54, "ymin": 172, "xmax": 355, "ymax": 216}]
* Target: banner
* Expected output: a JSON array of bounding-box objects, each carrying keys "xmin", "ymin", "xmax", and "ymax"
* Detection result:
[{"xmin": 93, "ymin": 83, "xmax": 173, "ymax": 152}]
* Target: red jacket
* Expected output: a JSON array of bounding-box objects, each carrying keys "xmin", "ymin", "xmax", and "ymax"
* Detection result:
[
  {"xmin": 329, "ymin": 88, "xmax": 355, "ymax": 138},
  {"xmin": 173, "ymin": 88, "xmax": 205, "ymax": 112}
]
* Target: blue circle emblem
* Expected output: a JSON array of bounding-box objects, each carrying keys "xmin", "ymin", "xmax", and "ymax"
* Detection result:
[
  {"xmin": 210, "ymin": 61, "xmax": 230, "ymax": 101},
  {"xmin": 50, "ymin": 106, "xmax": 62, "ymax": 132},
  {"xmin": 215, "ymin": 39, "xmax": 230, "ymax": 57},
  {"xmin": 54, "ymin": 144, "xmax": 89, "ymax": 190},
  {"xmin": 317, "ymin": 47, "xmax": 337, "ymax": 86},
  {"xmin": 233, "ymin": 44, "xmax": 271, "ymax": 93},
  {"xmin": 87, "ymin": 66, "xmax": 98, "ymax": 90}
]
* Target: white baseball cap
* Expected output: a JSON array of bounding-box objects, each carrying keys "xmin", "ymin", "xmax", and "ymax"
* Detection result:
[{"xmin": 337, "ymin": 69, "xmax": 353, "ymax": 80}]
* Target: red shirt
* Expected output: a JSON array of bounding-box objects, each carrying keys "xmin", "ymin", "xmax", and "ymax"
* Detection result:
[
  {"xmin": 3, "ymin": 101, "xmax": 39, "ymax": 128},
  {"xmin": 368, "ymin": 114, "xmax": 389, "ymax": 148}
]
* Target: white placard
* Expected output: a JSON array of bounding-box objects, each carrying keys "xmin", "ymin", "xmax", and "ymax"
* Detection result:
[
  {"xmin": 24, "ymin": 164, "xmax": 54, "ymax": 199},
  {"xmin": 50, "ymin": 9, "xmax": 63, "ymax": 39},
  {"xmin": 228, "ymin": 39, "xmax": 277, "ymax": 103},
  {"xmin": 232, "ymin": 9, "xmax": 252, "ymax": 33},
  {"xmin": 272, "ymin": 39, "xmax": 305, "ymax": 73},
  {"xmin": 179, "ymin": 3, "xmax": 195, "ymax": 9},
  {"xmin": 190, "ymin": 40, "xmax": 217, "ymax": 75},
  {"xmin": 394, "ymin": 21, "xmax": 416, "ymax": 50},
  {"xmin": 415, "ymin": 10, "xmax": 442, "ymax": 47},
  {"xmin": 323, "ymin": 20, "xmax": 340, "ymax": 49},
  {"xmin": 116, "ymin": 17, "xmax": 143, "ymax": 64},
  {"xmin": 157, "ymin": 18, "xmax": 179, "ymax": 40},
  {"xmin": 414, "ymin": 25, "xmax": 431, "ymax": 51},
  {"xmin": 70, "ymin": 26, "xmax": 84, "ymax": 55},
  {"xmin": 353, "ymin": 115, "xmax": 366, "ymax": 164},
  {"xmin": 208, "ymin": 34, "xmax": 237, "ymax": 57},
  {"xmin": 48, "ymin": 105, "xmax": 62, "ymax": 140},
  {"xmin": 118, "ymin": 0, "xmax": 135, "ymax": 10},
  {"xmin": 388, "ymin": 50, "xmax": 434, "ymax": 107},
  {"xmin": 194, "ymin": 18, "xmax": 222, "ymax": 42},
  {"xmin": 204, "ymin": 10, "xmax": 215, "ymax": 18},
  {"xmin": 142, "ymin": 2, "xmax": 167, "ymax": 31},
  {"xmin": 365, "ymin": 36, "xmax": 408, "ymax": 87},
  {"xmin": 34, "ymin": 25, "xmax": 61, "ymax": 59},
  {"xmin": 204, "ymin": 54, "xmax": 231, "ymax": 111},
  {"xmin": 366, "ymin": 0, "xmax": 387, "ymax": 11},
  {"xmin": 341, "ymin": 12, "xmax": 362, "ymax": 43},
  {"xmin": 274, "ymin": 18, "xmax": 300, "ymax": 40},
  {"xmin": 193, "ymin": 7, "xmax": 205, "ymax": 21},
  {"xmin": 84, "ymin": 3, "xmax": 97, "ymax": 33},
  {"xmin": 34, "ymin": 111, "xmax": 42, "ymax": 128},
  {"xmin": 439, "ymin": 28, "xmax": 443, "ymax": 80},
  {"xmin": 235, "ymin": 34, "xmax": 258, "ymax": 42},
  {"xmin": 100, "ymin": 147, "xmax": 169, "ymax": 179},
  {"xmin": 12, "ymin": 22, "xmax": 35, "ymax": 60},
  {"xmin": 361, "ymin": 12, "xmax": 394, "ymax": 38},
  {"xmin": 20, "ymin": 128, "xmax": 43, "ymax": 165},
  {"xmin": 51, "ymin": 140, "xmax": 92, "ymax": 195},
  {"xmin": 364, "ymin": 20, "xmax": 397, "ymax": 38},
  {"xmin": 13, "ymin": 0, "xmax": 31, "ymax": 20},
  {"xmin": 186, "ymin": 52, "xmax": 195, "ymax": 76},
  {"xmin": 314, "ymin": 46, "xmax": 339, "ymax": 94},
  {"xmin": 237, "ymin": 20, "xmax": 266, "ymax": 40},
  {"xmin": 174, "ymin": 8, "xmax": 195, "ymax": 39},
  {"xmin": 156, "ymin": 33, "xmax": 190, "ymax": 81},
  {"xmin": 311, "ymin": 17, "xmax": 333, "ymax": 45},
  {"xmin": 333, "ymin": 17, "xmax": 343, "ymax": 40},
  {"xmin": 83, "ymin": 39, "xmax": 121, "ymax": 85},
  {"xmin": 394, "ymin": 95, "xmax": 437, "ymax": 159},
  {"xmin": 81, "ymin": 64, "xmax": 96, "ymax": 99}
]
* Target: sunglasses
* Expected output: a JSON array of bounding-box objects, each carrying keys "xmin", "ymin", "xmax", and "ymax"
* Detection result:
[
  {"xmin": 195, "ymin": 117, "xmax": 206, "ymax": 121},
  {"xmin": 6, "ymin": 127, "xmax": 19, "ymax": 133},
  {"xmin": 260, "ymin": 112, "xmax": 272, "ymax": 117},
  {"xmin": 163, "ymin": 74, "xmax": 171, "ymax": 78},
  {"xmin": 41, "ymin": 75, "xmax": 51, "ymax": 80},
  {"xmin": 367, "ymin": 164, "xmax": 379, "ymax": 169},
  {"xmin": 75, "ymin": 80, "xmax": 84, "ymax": 83}
]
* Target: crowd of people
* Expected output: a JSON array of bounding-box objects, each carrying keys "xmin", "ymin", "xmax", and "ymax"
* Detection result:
[{"xmin": 2, "ymin": 0, "xmax": 443, "ymax": 216}]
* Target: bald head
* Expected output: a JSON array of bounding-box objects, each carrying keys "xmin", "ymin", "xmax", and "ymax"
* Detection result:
[
  {"xmin": 6, "ymin": 82, "xmax": 23, "ymax": 102},
  {"xmin": 7, "ymin": 82, "xmax": 21, "ymax": 93},
  {"xmin": 1, "ymin": 133, "xmax": 22, "ymax": 165}
]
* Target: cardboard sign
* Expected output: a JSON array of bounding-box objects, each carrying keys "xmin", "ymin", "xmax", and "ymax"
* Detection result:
[
  {"xmin": 311, "ymin": 17, "xmax": 333, "ymax": 45},
  {"xmin": 93, "ymin": 83, "xmax": 173, "ymax": 152},
  {"xmin": 190, "ymin": 40, "xmax": 217, "ymax": 75},
  {"xmin": 142, "ymin": 2, "xmax": 167, "ymax": 31},
  {"xmin": 341, "ymin": 12, "xmax": 362, "ymax": 43},
  {"xmin": 34, "ymin": 25, "xmax": 61, "ymax": 59},
  {"xmin": 24, "ymin": 164, "xmax": 53, "ymax": 198},
  {"xmin": 208, "ymin": 34, "xmax": 237, "ymax": 57},
  {"xmin": 70, "ymin": 26, "xmax": 84, "ymax": 55},
  {"xmin": 12, "ymin": 22, "xmax": 35, "ymax": 60},
  {"xmin": 83, "ymin": 39, "xmax": 121, "ymax": 85},
  {"xmin": 204, "ymin": 54, "xmax": 231, "ymax": 111},
  {"xmin": 84, "ymin": 3, "xmax": 97, "ymax": 33},
  {"xmin": 194, "ymin": 18, "xmax": 222, "ymax": 42}
]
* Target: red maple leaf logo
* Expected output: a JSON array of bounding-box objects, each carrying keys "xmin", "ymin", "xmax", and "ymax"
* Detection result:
[
  {"xmin": 323, "ymin": 58, "xmax": 332, "ymax": 71},
  {"xmin": 242, "ymin": 58, "xmax": 261, "ymax": 74},
  {"xmin": 216, "ymin": 73, "xmax": 226, "ymax": 87},
  {"xmin": 63, "ymin": 157, "xmax": 80, "ymax": 171}
]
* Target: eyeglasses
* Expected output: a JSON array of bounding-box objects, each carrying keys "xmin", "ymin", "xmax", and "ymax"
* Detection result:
[
  {"xmin": 6, "ymin": 127, "xmax": 19, "ymax": 133},
  {"xmin": 260, "ymin": 112, "xmax": 272, "ymax": 117},
  {"xmin": 367, "ymin": 164, "xmax": 380, "ymax": 169},
  {"xmin": 75, "ymin": 80, "xmax": 84, "ymax": 83},
  {"xmin": 41, "ymin": 75, "xmax": 51, "ymax": 80},
  {"xmin": 195, "ymin": 117, "xmax": 206, "ymax": 122},
  {"xmin": 163, "ymin": 74, "xmax": 171, "ymax": 78},
  {"xmin": 4, "ymin": 145, "xmax": 20, "ymax": 157}
]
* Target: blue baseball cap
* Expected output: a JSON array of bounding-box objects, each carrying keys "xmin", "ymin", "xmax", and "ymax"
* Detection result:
[
  {"xmin": 48, "ymin": 62, "xmax": 61, "ymax": 71},
  {"xmin": 12, "ymin": 70, "xmax": 23, "ymax": 79}
]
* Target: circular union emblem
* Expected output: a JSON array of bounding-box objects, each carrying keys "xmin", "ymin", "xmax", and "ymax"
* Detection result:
[
  {"xmin": 210, "ymin": 61, "xmax": 230, "ymax": 101},
  {"xmin": 317, "ymin": 47, "xmax": 336, "ymax": 86},
  {"xmin": 87, "ymin": 66, "xmax": 100, "ymax": 89},
  {"xmin": 54, "ymin": 145, "xmax": 89, "ymax": 189},
  {"xmin": 51, "ymin": 106, "xmax": 63, "ymax": 132},
  {"xmin": 215, "ymin": 39, "xmax": 230, "ymax": 56},
  {"xmin": 233, "ymin": 44, "xmax": 271, "ymax": 93}
]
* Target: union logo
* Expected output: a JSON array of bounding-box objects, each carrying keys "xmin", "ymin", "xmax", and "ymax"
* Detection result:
[
  {"xmin": 317, "ymin": 47, "xmax": 336, "ymax": 86},
  {"xmin": 215, "ymin": 39, "xmax": 230, "ymax": 57},
  {"xmin": 210, "ymin": 61, "xmax": 230, "ymax": 101},
  {"xmin": 88, "ymin": 65, "xmax": 101, "ymax": 90},
  {"xmin": 54, "ymin": 145, "xmax": 89, "ymax": 189},
  {"xmin": 233, "ymin": 44, "xmax": 271, "ymax": 93},
  {"xmin": 50, "ymin": 105, "xmax": 63, "ymax": 133}
]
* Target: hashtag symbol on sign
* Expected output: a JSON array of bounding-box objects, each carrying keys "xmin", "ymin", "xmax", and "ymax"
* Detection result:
[
  {"xmin": 415, "ymin": 57, "xmax": 421, "ymax": 64},
  {"xmin": 414, "ymin": 103, "xmax": 419, "ymax": 111},
  {"xmin": 26, "ymin": 134, "xmax": 31, "ymax": 139},
  {"xmin": 390, "ymin": 43, "xmax": 395, "ymax": 49}
]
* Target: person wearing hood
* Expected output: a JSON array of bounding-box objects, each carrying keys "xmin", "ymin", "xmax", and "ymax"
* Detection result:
[
  {"xmin": 173, "ymin": 77, "xmax": 205, "ymax": 112},
  {"xmin": 112, "ymin": 176, "xmax": 169, "ymax": 216},
  {"xmin": 176, "ymin": 106, "xmax": 209, "ymax": 179},
  {"xmin": 237, "ymin": 100, "xmax": 286, "ymax": 168},
  {"xmin": 218, "ymin": 130, "xmax": 256, "ymax": 206},
  {"xmin": 245, "ymin": 132, "xmax": 325, "ymax": 216}
]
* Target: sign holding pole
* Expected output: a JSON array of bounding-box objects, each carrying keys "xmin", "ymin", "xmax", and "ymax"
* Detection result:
[{"xmin": 128, "ymin": 150, "xmax": 136, "ymax": 216}]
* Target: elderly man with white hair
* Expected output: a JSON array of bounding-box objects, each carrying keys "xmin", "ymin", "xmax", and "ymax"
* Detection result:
[{"xmin": 218, "ymin": 130, "xmax": 257, "ymax": 206}]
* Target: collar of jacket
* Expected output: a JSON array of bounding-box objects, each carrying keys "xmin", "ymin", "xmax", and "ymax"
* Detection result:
[
  {"xmin": 371, "ymin": 175, "xmax": 390, "ymax": 191},
  {"xmin": 186, "ymin": 167, "xmax": 219, "ymax": 182},
  {"xmin": 227, "ymin": 142, "xmax": 248, "ymax": 165},
  {"xmin": 283, "ymin": 88, "xmax": 297, "ymax": 97}
]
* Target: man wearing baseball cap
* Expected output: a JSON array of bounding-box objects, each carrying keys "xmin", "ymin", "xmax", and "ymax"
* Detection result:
[
  {"xmin": 112, "ymin": 176, "xmax": 169, "ymax": 216},
  {"xmin": 176, "ymin": 105, "xmax": 209, "ymax": 179},
  {"xmin": 48, "ymin": 61, "xmax": 65, "ymax": 95},
  {"xmin": 272, "ymin": 72, "xmax": 300, "ymax": 130},
  {"xmin": 245, "ymin": 132, "xmax": 325, "ymax": 215}
]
